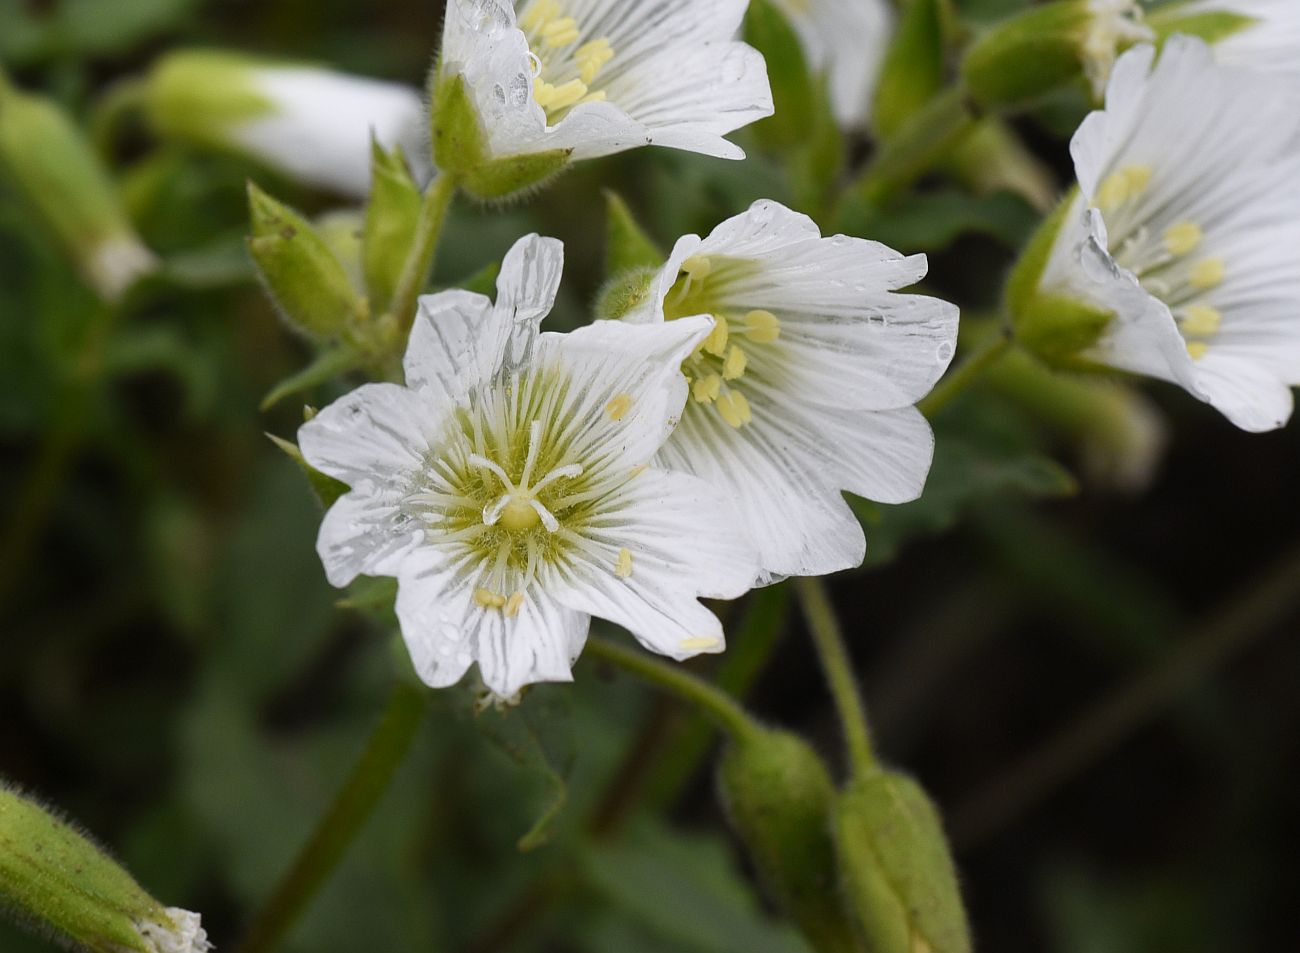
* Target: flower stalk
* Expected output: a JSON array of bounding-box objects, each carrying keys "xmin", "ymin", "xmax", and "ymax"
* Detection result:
[{"xmin": 387, "ymin": 172, "xmax": 459, "ymax": 337}]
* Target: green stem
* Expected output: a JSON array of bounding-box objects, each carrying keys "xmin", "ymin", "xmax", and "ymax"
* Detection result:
[
  {"xmin": 585, "ymin": 637, "xmax": 758, "ymax": 741},
  {"xmin": 835, "ymin": 85, "xmax": 979, "ymax": 222},
  {"xmin": 236, "ymin": 682, "xmax": 428, "ymax": 953},
  {"xmin": 918, "ymin": 330, "xmax": 1014, "ymax": 418},
  {"xmin": 387, "ymin": 173, "xmax": 458, "ymax": 336},
  {"xmin": 795, "ymin": 577, "xmax": 875, "ymax": 776}
]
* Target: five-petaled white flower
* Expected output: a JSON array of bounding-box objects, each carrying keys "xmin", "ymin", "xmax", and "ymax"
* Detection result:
[
  {"xmin": 437, "ymin": 0, "xmax": 773, "ymax": 162},
  {"xmin": 1037, "ymin": 36, "xmax": 1300, "ymax": 432},
  {"xmin": 624, "ymin": 200, "xmax": 959, "ymax": 583},
  {"xmin": 299, "ymin": 235, "xmax": 758, "ymax": 697},
  {"xmin": 1166, "ymin": 0, "xmax": 1300, "ymax": 73},
  {"xmin": 768, "ymin": 0, "xmax": 893, "ymax": 129}
]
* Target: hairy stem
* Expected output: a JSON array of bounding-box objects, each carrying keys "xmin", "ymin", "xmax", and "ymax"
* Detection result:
[
  {"xmin": 795, "ymin": 577, "xmax": 875, "ymax": 776},
  {"xmin": 236, "ymin": 681, "xmax": 428, "ymax": 953},
  {"xmin": 388, "ymin": 172, "xmax": 458, "ymax": 336}
]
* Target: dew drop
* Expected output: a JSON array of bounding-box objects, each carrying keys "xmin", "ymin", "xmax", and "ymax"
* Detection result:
[
  {"xmin": 508, "ymin": 71, "xmax": 532, "ymax": 108},
  {"xmin": 935, "ymin": 340, "xmax": 955, "ymax": 364}
]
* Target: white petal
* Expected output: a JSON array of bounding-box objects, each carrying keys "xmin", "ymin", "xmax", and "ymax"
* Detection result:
[
  {"xmin": 551, "ymin": 468, "xmax": 757, "ymax": 659},
  {"xmin": 1191, "ymin": 351, "xmax": 1295, "ymax": 433},
  {"xmin": 235, "ymin": 68, "xmax": 428, "ymax": 198},
  {"xmin": 316, "ymin": 490, "xmax": 423, "ymax": 588},
  {"xmin": 298, "ymin": 383, "xmax": 434, "ymax": 485},
  {"xmin": 405, "ymin": 234, "xmax": 564, "ymax": 398},
  {"xmin": 395, "ymin": 548, "xmax": 590, "ymax": 695},
  {"xmin": 1181, "ymin": 0, "xmax": 1300, "ymax": 72}
]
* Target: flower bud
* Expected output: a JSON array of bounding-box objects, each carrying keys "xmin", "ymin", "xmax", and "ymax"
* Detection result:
[
  {"xmin": 604, "ymin": 190, "xmax": 663, "ymax": 275},
  {"xmin": 429, "ymin": 72, "xmax": 570, "ymax": 201},
  {"xmin": 0, "ymin": 785, "xmax": 210, "ymax": 953},
  {"xmin": 247, "ymin": 181, "xmax": 367, "ymax": 341},
  {"xmin": 961, "ymin": 0, "xmax": 1152, "ymax": 109},
  {"xmin": 0, "ymin": 75, "xmax": 156, "ymax": 302},
  {"xmin": 363, "ymin": 141, "xmax": 422, "ymax": 314},
  {"xmin": 834, "ymin": 769, "xmax": 971, "ymax": 953},
  {"xmin": 142, "ymin": 50, "xmax": 429, "ymax": 198},
  {"xmin": 594, "ymin": 267, "xmax": 656, "ymax": 323},
  {"xmin": 718, "ymin": 730, "xmax": 863, "ymax": 953}
]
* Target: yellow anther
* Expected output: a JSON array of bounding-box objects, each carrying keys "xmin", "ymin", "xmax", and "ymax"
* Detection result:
[
  {"xmin": 542, "ymin": 17, "xmax": 580, "ymax": 46},
  {"xmin": 1163, "ymin": 221, "xmax": 1203, "ymax": 257},
  {"xmin": 521, "ymin": 0, "xmax": 561, "ymax": 32},
  {"xmin": 500, "ymin": 494, "xmax": 541, "ymax": 532},
  {"xmin": 722, "ymin": 345, "xmax": 747, "ymax": 381},
  {"xmin": 575, "ymin": 38, "xmax": 615, "ymax": 84},
  {"xmin": 743, "ymin": 309, "xmax": 781, "ymax": 343},
  {"xmin": 1189, "ymin": 258, "xmax": 1225, "ymax": 290},
  {"xmin": 474, "ymin": 588, "xmax": 507, "ymax": 610},
  {"xmin": 533, "ymin": 77, "xmax": 589, "ymax": 113},
  {"xmin": 716, "ymin": 390, "xmax": 752, "ymax": 428},
  {"xmin": 701, "ymin": 317, "xmax": 729, "ymax": 357},
  {"xmin": 1181, "ymin": 304, "xmax": 1222, "ymax": 336},
  {"xmin": 680, "ymin": 636, "xmax": 722, "ymax": 652},
  {"xmin": 1097, "ymin": 165, "xmax": 1152, "ymax": 210},
  {"xmin": 692, "ymin": 374, "xmax": 722, "ymax": 404},
  {"xmin": 1186, "ymin": 341, "xmax": 1209, "ymax": 361},
  {"xmin": 605, "ymin": 393, "xmax": 633, "ymax": 422},
  {"xmin": 579, "ymin": 90, "xmax": 607, "ymax": 105},
  {"xmin": 504, "ymin": 592, "xmax": 525, "ymax": 618},
  {"xmin": 681, "ymin": 256, "xmax": 713, "ymax": 280},
  {"xmin": 614, "ymin": 548, "xmax": 633, "ymax": 579}
]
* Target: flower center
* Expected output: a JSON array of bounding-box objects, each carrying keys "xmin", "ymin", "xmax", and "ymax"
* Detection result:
[
  {"xmin": 662, "ymin": 255, "xmax": 783, "ymax": 429},
  {"xmin": 518, "ymin": 0, "xmax": 617, "ymax": 123},
  {"xmin": 1095, "ymin": 165, "xmax": 1225, "ymax": 362}
]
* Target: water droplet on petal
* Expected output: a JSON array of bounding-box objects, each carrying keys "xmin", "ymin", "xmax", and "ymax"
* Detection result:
[
  {"xmin": 492, "ymin": 83, "xmax": 507, "ymax": 105},
  {"xmin": 508, "ymin": 72, "xmax": 531, "ymax": 108},
  {"xmin": 936, "ymin": 341, "xmax": 954, "ymax": 364}
]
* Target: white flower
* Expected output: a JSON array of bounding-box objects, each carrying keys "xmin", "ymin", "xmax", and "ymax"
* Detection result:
[
  {"xmin": 232, "ymin": 67, "xmax": 430, "ymax": 197},
  {"xmin": 1173, "ymin": 0, "xmax": 1300, "ymax": 72},
  {"xmin": 1037, "ymin": 36, "xmax": 1300, "ymax": 431},
  {"xmin": 147, "ymin": 52, "xmax": 429, "ymax": 198},
  {"xmin": 438, "ymin": 0, "xmax": 773, "ymax": 162},
  {"xmin": 299, "ymin": 235, "xmax": 758, "ymax": 696},
  {"xmin": 768, "ymin": 0, "xmax": 893, "ymax": 129},
  {"xmin": 624, "ymin": 200, "xmax": 959, "ymax": 583},
  {"xmin": 137, "ymin": 908, "xmax": 212, "ymax": 953}
]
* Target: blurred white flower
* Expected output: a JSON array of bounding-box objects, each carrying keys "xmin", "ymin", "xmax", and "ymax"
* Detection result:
[
  {"xmin": 1082, "ymin": 0, "xmax": 1154, "ymax": 98},
  {"xmin": 1169, "ymin": 0, "xmax": 1300, "ymax": 72},
  {"xmin": 768, "ymin": 0, "xmax": 893, "ymax": 129},
  {"xmin": 1039, "ymin": 36, "xmax": 1300, "ymax": 431},
  {"xmin": 626, "ymin": 200, "xmax": 959, "ymax": 583},
  {"xmin": 437, "ymin": 0, "xmax": 773, "ymax": 162},
  {"xmin": 299, "ymin": 235, "xmax": 757, "ymax": 697},
  {"xmin": 147, "ymin": 52, "xmax": 428, "ymax": 198}
]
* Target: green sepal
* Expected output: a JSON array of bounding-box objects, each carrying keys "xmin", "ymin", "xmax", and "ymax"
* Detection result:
[
  {"xmin": 247, "ymin": 181, "xmax": 367, "ymax": 342},
  {"xmin": 943, "ymin": 118, "xmax": 1058, "ymax": 213},
  {"xmin": 266, "ymin": 433, "xmax": 349, "ymax": 507},
  {"xmin": 430, "ymin": 71, "xmax": 570, "ymax": 201},
  {"xmin": 0, "ymin": 75, "xmax": 155, "ymax": 301},
  {"xmin": 835, "ymin": 769, "xmax": 972, "ymax": 953},
  {"xmin": 718, "ymin": 730, "xmax": 865, "ymax": 953},
  {"xmin": 364, "ymin": 139, "xmax": 423, "ymax": 314},
  {"xmin": 960, "ymin": 0, "xmax": 1098, "ymax": 111},
  {"xmin": 594, "ymin": 267, "xmax": 656, "ymax": 322},
  {"xmin": 1005, "ymin": 191, "xmax": 1114, "ymax": 364},
  {"xmin": 873, "ymin": 0, "xmax": 950, "ymax": 141},
  {"xmin": 259, "ymin": 345, "xmax": 366, "ymax": 411},
  {"xmin": 0, "ymin": 785, "xmax": 173, "ymax": 953},
  {"xmin": 1145, "ymin": 8, "xmax": 1255, "ymax": 44},
  {"xmin": 604, "ymin": 190, "xmax": 663, "ymax": 275}
]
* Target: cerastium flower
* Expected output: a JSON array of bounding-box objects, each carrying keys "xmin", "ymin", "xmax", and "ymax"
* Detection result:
[
  {"xmin": 625, "ymin": 200, "xmax": 959, "ymax": 582},
  {"xmin": 299, "ymin": 235, "xmax": 758, "ymax": 697},
  {"xmin": 432, "ymin": 0, "xmax": 773, "ymax": 196},
  {"xmin": 1021, "ymin": 36, "xmax": 1300, "ymax": 432}
]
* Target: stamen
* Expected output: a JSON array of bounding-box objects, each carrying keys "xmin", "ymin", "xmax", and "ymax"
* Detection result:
[
  {"xmin": 716, "ymin": 390, "xmax": 752, "ymax": 429},
  {"xmin": 615, "ymin": 548, "xmax": 633, "ymax": 579},
  {"xmin": 530, "ymin": 462, "xmax": 584, "ymax": 494},
  {"xmin": 722, "ymin": 345, "xmax": 747, "ymax": 381},
  {"xmin": 530, "ymin": 499, "xmax": 561, "ymax": 533},
  {"xmin": 520, "ymin": 420, "xmax": 544, "ymax": 490},
  {"xmin": 692, "ymin": 374, "xmax": 722, "ymax": 404},
  {"xmin": 701, "ymin": 317, "xmax": 729, "ymax": 357},
  {"xmin": 1189, "ymin": 258, "xmax": 1225, "ymax": 290},
  {"xmin": 468, "ymin": 454, "xmax": 515, "ymax": 491},
  {"xmin": 1181, "ymin": 304, "xmax": 1222, "ymax": 336},
  {"xmin": 474, "ymin": 588, "xmax": 507, "ymax": 610},
  {"xmin": 534, "ymin": 77, "xmax": 589, "ymax": 112},
  {"xmin": 1097, "ymin": 164, "xmax": 1152, "ymax": 211},
  {"xmin": 1163, "ymin": 221, "xmax": 1203, "ymax": 257},
  {"xmin": 505, "ymin": 592, "xmax": 525, "ymax": 618},
  {"xmin": 542, "ymin": 17, "xmax": 580, "ymax": 47},
  {"xmin": 575, "ymin": 38, "xmax": 615, "ymax": 84},
  {"xmin": 742, "ymin": 309, "xmax": 781, "ymax": 343},
  {"xmin": 1186, "ymin": 341, "xmax": 1209, "ymax": 361}
]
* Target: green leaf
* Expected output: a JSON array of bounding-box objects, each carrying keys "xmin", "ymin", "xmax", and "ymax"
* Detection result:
[
  {"xmin": 604, "ymin": 190, "xmax": 663, "ymax": 275},
  {"xmin": 873, "ymin": 0, "xmax": 949, "ymax": 140},
  {"xmin": 580, "ymin": 819, "xmax": 813, "ymax": 953},
  {"xmin": 846, "ymin": 188, "xmax": 1040, "ymax": 253},
  {"xmin": 260, "ymin": 345, "xmax": 365, "ymax": 411},
  {"xmin": 267, "ymin": 433, "xmax": 349, "ymax": 508},
  {"xmin": 744, "ymin": 0, "xmax": 817, "ymax": 151}
]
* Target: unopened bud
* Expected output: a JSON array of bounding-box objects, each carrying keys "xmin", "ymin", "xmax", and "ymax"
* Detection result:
[
  {"xmin": 0, "ymin": 784, "xmax": 210, "ymax": 953},
  {"xmin": 429, "ymin": 73, "xmax": 570, "ymax": 201},
  {"xmin": 247, "ymin": 181, "xmax": 366, "ymax": 341},
  {"xmin": 143, "ymin": 50, "xmax": 429, "ymax": 198},
  {"xmin": 363, "ymin": 141, "xmax": 422, "ymax": 314},
  {"xmin": 718, "ymin": 730, "xmax": 863, "ymax": 953},
  {"xmin": 0, "ymin": 76, "xmax": 156, "ymax": 302},
  {"xmin": 595, "ymin": 268, "xmax": 656, "ymax": 323},
  {"xmin": 604, "ymin": 191, "xmax": 663, "ymax": 275},
  {"xmin": 961, "ymin": 0, "xmax": 1152, "ymax": 109},
  {"xmin": 835, "ymin": 769, "xmax": 971, "ymax": 953}
]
